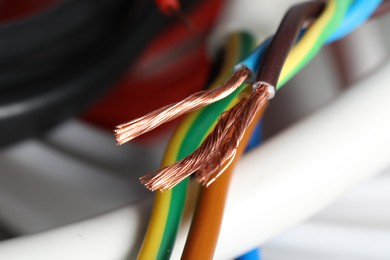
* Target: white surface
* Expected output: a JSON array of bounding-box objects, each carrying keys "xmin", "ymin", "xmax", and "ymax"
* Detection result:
[
  {"xmin": 312, "ymin": 173, "xmax": 390, "ymax": 227},
  {"xmin": 0, "ymin": 55, "xmax": 389, "ymax": 260},
  {"xmin": 0, "ymin": 120, "xmax": 165, "ymax": 233},
  {"xmin": 264, "ymin": 222, "xmax": 390, "ymax": 259},
  {"xmin": 0, "ymin": 140, "xmax": 145, "ymax": 233},
  {"xmin": 0, "ymin": 200, "xmax": 152, "ymax": 260},
  {"xmin": 208, "ymin": 0, "xmax": 298, "ymax": 53}
]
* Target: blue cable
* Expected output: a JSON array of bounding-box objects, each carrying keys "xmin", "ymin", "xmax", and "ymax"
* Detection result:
[
  {"xmin": 236, "ymin": 248, "xmax": 262, "ymax": 260},
  {"xmin": 236, "ymin": 0, "xmax": 383, "ymax": 78},
  {"xmin": 234, "ymin": 2, "xmax": 382, "ymax": 258},
  {"xmin": 235, "ymin": 29, "xmax": 306, "ymax": 82},
  {"xmin": 235, "ymin": 36, "xmax": 272, "ymax": 81},
  {"xmin": 326, "ymin": 0, "xmax": 382, "ymax": 43},
  {"xmin": 234, "ymin": 33, "xmax": 271, "ymax": 260}
]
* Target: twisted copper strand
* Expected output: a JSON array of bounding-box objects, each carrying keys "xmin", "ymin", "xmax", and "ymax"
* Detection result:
[
  {"xmin": 139, "ymin": 99, "xmax": 247, "ymax": 191},
  {"xmin": 196, "ymin": 84, "xmax": 269, "ymax": 186},
  {"xmin": 114, "ymin": 67, "xmax": 250, "ymax": 145}
]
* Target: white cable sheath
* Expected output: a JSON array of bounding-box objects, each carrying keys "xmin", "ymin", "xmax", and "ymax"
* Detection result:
[
  {"xmin": 264, "ymin": 222, "xmax": 390, "ymax": 259},
  {"xmin": 0, "ymin": 200, "xmax": 152, "ymax": 260},
  {"xmin": 1, "ymin": 59, "xmax": 390, "ymax": 260},
  {"xmin": 312, "ymin": 174, "xmax": 390, "ymax": 227},
  {"xmin": 208, "ymin": 0, "xmax": 298, "ymax": 53},
  {"xmin": 212, "ymin": 58, "xmax": 390, "ymax": 258}
]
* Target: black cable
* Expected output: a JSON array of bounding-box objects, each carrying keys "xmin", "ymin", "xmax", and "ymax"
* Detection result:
[
  {"xmin": 0, "ymin": 0, "xmax": 194, "ymax": 147},
  {"xmin": 0, "ymin": 0, "xmax": 122, "ymax": 65},
  {"xmin": 0, "ymin": 9, "xmax": 117, "ymax": 89},
  {"xmin": 0, "ymin": 0, "xmax": 128, "ymax": 89}
]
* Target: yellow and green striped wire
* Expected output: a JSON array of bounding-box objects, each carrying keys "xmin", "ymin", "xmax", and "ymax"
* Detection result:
[
  {"xmin": 138, "ymin": 0, "xmax": 353, "ymax": 259},
  {"xmin": 137, "ymin": 32, "xmax": 255, "ymax": 260},
  {"xmin": 278, "ymin": 0, "xmax": 353, "ymax": 88}
]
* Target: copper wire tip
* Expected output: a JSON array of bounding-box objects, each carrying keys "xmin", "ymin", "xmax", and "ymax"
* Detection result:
[
  {"xmin": 114, "ymin": 67, "xmax": 250, "ymax": 145},
  {"xmin": 140, "ymin": 84, "xmax": 269, "ymax": 190},
  {"xmin": 196, "ymin": 84, "xmax": 270, "ymax": 187},
  {"xmin": 139, "ymin": 99, "xmax": 247, "ymax": 191}
]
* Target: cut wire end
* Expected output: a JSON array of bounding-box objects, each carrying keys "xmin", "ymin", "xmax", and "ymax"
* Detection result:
[
  {"xmin": 114, "ymin": 67, "xmax": 250, "ymax": 145},
  {"xmin": 140, "ymin": 83, "xmax": 269, "ymax": 191},
  {"xmin": 139, "ymin": 99, "xmax": 247, "ymax": 191},
  {"xmin": 196, "ymin": 84, "xmax": 270, "ymax": 186}
]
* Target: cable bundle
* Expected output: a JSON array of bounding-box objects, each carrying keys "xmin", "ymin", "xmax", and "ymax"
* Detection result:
[{"xmin": 112, "ymin": 0, "xmax": 389, "ymax": 259}]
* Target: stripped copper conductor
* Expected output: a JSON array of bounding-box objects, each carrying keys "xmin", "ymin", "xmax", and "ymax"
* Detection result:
[
  {"xmin": 196, "ymin": 84, "xmax": 269, "ymax": 186},
  {"xmin": 114, "ymin": 67, "xmax": 250, "ymax": 145},
  {"xmin": 139, "ymin": 98, "xmax": 247, "ymax": 191},
  {"xmin": 140, "ymin": 84, "xmax": 269, "ymax": 191}
]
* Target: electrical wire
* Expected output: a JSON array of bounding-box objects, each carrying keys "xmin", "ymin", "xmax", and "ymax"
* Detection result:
[
  {"xmin": 235, "ymin": 0, "xmax": 388, "ymax": 86},
  {"xmin": 180, "ymin": 1, "xmax": 352, "ymax": 258},
  {"xmin": 372, "ymin": 0, "xmax": 390, "ymax": 18},
  {"xmin": 181, "ymin": 99, "xmax": 267, "ymax": 260},
  {"xmin": 82, "ymin": 0, "xmax": 224, "ymax": 138},
  {"xmin": 113, "ymin": 0, "xmax": 388, "ymax": 191},
  {"xmin": 1, "ymin": 55, "xmax": 390, "ymax": 260},
  {"xmin": 266, "ymin": 0, "xmax": 352, "ymax": 88},
  {"xmin": 178, "ymin": 31, "xmax": 268, "ymax": 259},
  {"xmin": 137, "ymin": 32, "xmax": 254, "ymax": 259},
  {"xmin": 236, "ymin": 248, "xmax": 262, "ymax": 260},
  {"xmin": 115, "ymin": 67, "xmax": 250, "ymax": 146},
  {"xmin": 134, "ymin": 0, "xmax": 351, "ymax": 190},
  {"xmin": 326, "ymin": 0, "xmax": 383, "ymax": 43},
  {"xmin": 256, "ymin": 1, "xmax": 325, "ymax": 87},
  {"xmin": 191, "ymin": 0, "xmax": 352, "ymax": 185},
  {"xmin": 117, "ymin": 0, "xmax": 351, "ymax": 193},
  {"xmin": 245, "ymin": 120, "xmax": 263, "ymax": 152},
  {"xmin": 126, "ymin": 1, "xmax": 383, "ymax": 258},
  {"xmin": 182, "ymin": 0, "xmax": 347, "ymax": 187},
  {"xmin": 234, "ymin": 36, "xmax": 272, "ymax": 81},
  {"xmin": 116, "ymin": 0, "xmax": 358, "ymax": 190},
  {"xmin": 236, "ymin": 126, "xmax": 264, "ymax": 260},
  {"xmin": 183, "ymin": 1, "xmax": 388, "ymax": 257},
  {"xmin": 186, "ymin": 0, "xmax": 360, "ymax": 250}
]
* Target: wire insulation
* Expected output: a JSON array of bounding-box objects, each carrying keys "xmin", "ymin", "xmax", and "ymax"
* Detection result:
[
  {"xmin": 326, "ymin": 0, "xmax": 383, "ymax": 43},
  {"xmin": 137, "ymin": 32, "xmax": 252, "ymax": 259}
]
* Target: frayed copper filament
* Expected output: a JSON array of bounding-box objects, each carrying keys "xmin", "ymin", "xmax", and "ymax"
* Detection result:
[
  {"xmin": 196, "ymin": 84, "xmax": 269, "ymax": 186},
  {"xmin": 114, "ymin": 67, "xmax": 250, "ymax": 145},
  {"xmin": 139, "ymin": 99, "xmax": 247, "ymax": 191}
]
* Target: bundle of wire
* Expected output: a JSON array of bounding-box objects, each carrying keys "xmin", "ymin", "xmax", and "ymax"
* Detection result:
[{"xmin": 114, "ymin": 0, "xmax": 389, "ymax": 259}]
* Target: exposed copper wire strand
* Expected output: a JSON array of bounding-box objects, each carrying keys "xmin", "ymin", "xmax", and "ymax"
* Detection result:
[
  {"xmin": 139, "ymin": 98, "xmax": 247, "ymax": 191},
  {"xmin": 140, "ymin": 84, "xmax": 268, "ymax": 190},
  {"xmin": 114, "ymin": 67, "xmax": 250, "ymax": 145},
  {"xmin": 196, "ymin": 84, "xmax": 269, "ymax": 186}
]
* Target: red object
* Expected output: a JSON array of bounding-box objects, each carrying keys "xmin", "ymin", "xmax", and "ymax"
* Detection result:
[
  {"xmin": 82, "ymin": 0, "xmax": 223, "ymax": 141},
  {"xmin": 155, "ymin": 0, "xmax": 181, "ymax": 15}
]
